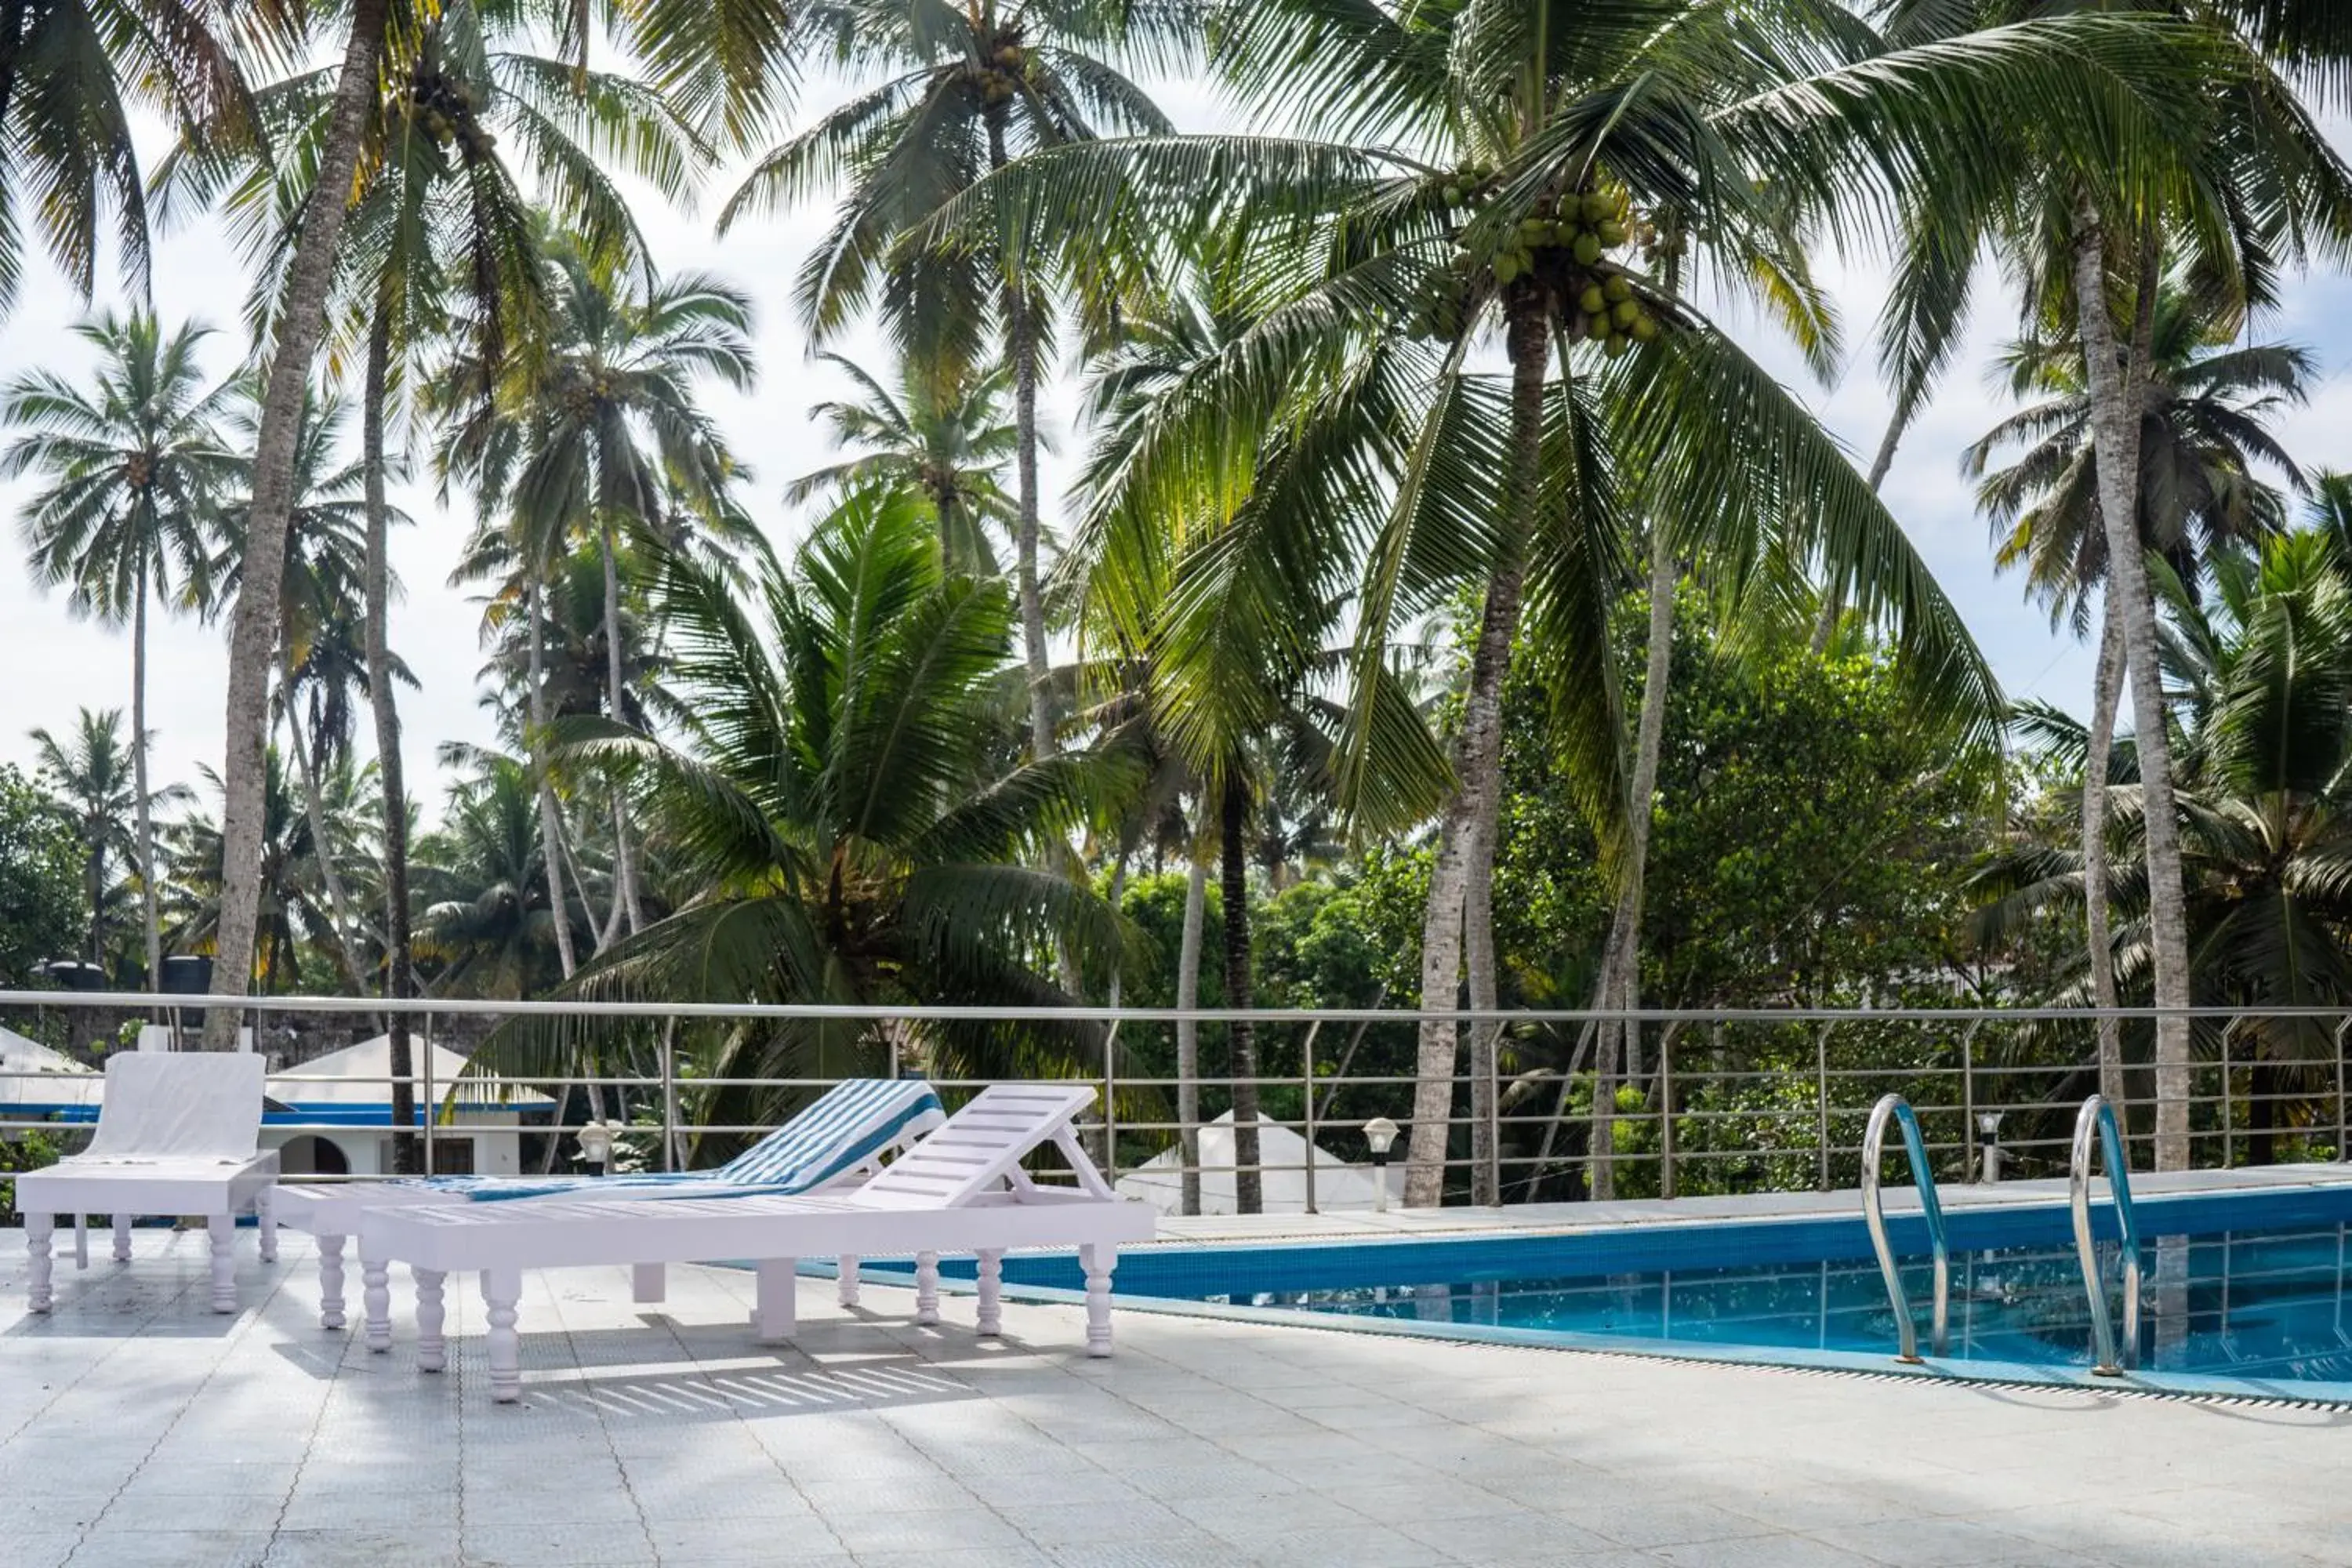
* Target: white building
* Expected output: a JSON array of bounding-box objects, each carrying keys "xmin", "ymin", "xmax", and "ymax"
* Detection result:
[
  {"xmin": 1115, "ymin": 1110, "xmax": 1405, "ymax": 1215},
  {"xmin": 263, "ymin": 1035, "xmax": 556, "ymax": 1177}
]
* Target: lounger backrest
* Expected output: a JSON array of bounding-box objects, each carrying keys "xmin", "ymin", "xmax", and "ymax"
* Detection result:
[
  {"xmin": 714, "ymin": 1077, "xmax": 946, "ymax": 1188},
  {"xmin": 851, "ymin": 1083, "xmax": 1098, "ymax": 1209},
  {"xmin": 84, "ymin": 1051, "xmax": 265, "ymax": 1164}
]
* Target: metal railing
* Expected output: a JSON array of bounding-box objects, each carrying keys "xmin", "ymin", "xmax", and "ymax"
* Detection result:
[
  {"xmin": 2070, "ymin": 1094, "xmax": 2143, "ymax": 1376},
  {"xmin": 1861, "ymin": 1094, "xmax": 1950, "ymax": 1363},
  {"xmin": 0, "ymin": 994, "xmax": 2347, "ymax": 1207}
]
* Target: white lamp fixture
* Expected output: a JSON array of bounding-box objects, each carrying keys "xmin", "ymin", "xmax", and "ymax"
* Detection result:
[
  {"xmin": 575, "ymin": 1120, "xmax": 621, "ymax": 1175},
  {"xmin": 1363, "ymin": 1116, "xmax": 1399, "ymax": 1213},
  {"xmin": 1976, "ymin": 1112, "xmax": 2002, "ymax": 1185}
]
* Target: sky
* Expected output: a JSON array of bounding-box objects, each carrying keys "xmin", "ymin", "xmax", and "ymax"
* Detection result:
[{"xmin": 0, "ymin": 67, "xmax": 2347, "ymax": 826}]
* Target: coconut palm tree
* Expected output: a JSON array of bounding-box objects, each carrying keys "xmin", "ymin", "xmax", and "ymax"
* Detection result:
[
  {"xmin": 0, "ymin": 0, "xmax": 263, "ymax": 319},
  {"xmin": 210, "ymin": 379, "xmax": 422, "ymax": 990},
  {"xmin": 720, "ymin": 0, "xmax": 1196, "ymax": 758},
  {"xmin": 3, "ymin": 314, "xmax": 236, "ymax": 993},
  {"xmin": 30, "ymin": 710, "xmax": 188, "ymax": 971},
  {"xmin": 485, "ymin": 484, "xmax": 1131, "ymax": 1130},
  {"xmin": 950, "ymin": 0, "xmax": 2218, "ymax": 1199},
  {"xmin": 412, "ymin": 752, "xmax": 580, "ymax": 998},
  {"xmin": 441, "ymin": 240, "xmax": 753, "ymax": 949},
  {"xmin": 786, "ymin": 351, "xmax": 1017, "ymax": 573},
  {"xmin": 1865, "ymin": 0, "xmax": 2352, "ymax": 1167},
  {"xmin": 162, "ymin": 747, "xmax": 352, "ymax": 993},
  {"xmin": 1965, "ymin": 281, "xmax": 2312, "ymax": 1105},
  {"xmin": 1976, "ymin": 529, "xmax": 2352, "ymax": 1160}
]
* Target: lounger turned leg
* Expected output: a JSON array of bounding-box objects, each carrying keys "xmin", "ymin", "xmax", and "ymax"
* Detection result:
[
  {"xmin": 915, "ymin": 1252, "xmax": 940, "ymax": 1326},
  {"xmin": 1081, "ymin": 1243, "xmax": 1116, "ymax": 1359},
  {"xmin": 362, "ymin": 1250, "xmax": 393, "ymax": 1352},
  {"xmin": 481, "ymin": 1268, "xmax": 523, "ymax": 1403},
  {"xmin": 111, "ymin": 1214, "xmax": 132, "ymax": 1264},
  {"xmin": 414, "ymin": 1269, "xmax": 448, "ymax": 1373},
  {"xmin": 976, "ymin": 1250, "xmax": 1003, "ymax": 1338},
  {"xmin": 73, "ymin": 1214, "xmax": 89, "ymax": 1270},
  {"xmin": 206, "ymin": 1215, "xmax": 237, "ymax": 1312},
  {"xmin": 317, "ymin": 1234, "xmax": 347, "ymax": 1330},
  {"xmin": 256, "ymin": 1189, "xmax": 278, "ymax": 1263},
  {"xmin": 25, "ymin": 1213, "xmax": 53, "ymax": 1312},
  {"xmin": 631, "ymin": 1263, "xmax": 666, "ymax": 1305},
  {"xmin": 753, "ymin": 1258, "xmax": 797, "ymax": 1344},
  {"xmin": 837, "ymin": 1254, "xmax": 861, "ymax": 1308}
]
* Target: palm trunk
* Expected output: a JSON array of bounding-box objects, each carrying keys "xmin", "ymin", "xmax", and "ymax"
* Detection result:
[
  {"xmin": 600, "ymin": 519, "xmax": 644, "ymax": 935},
  {"xmin": 362, "ymin": 313, "xmax": 417, "ymax": 1171},
  {"xmin": 985, "ymin": 110, "xmax": 1053, "ymax": 760},
  {"xmin": 1175, "ymin": 841, "xmax": 1207, "ymax": 1218},
  {"xmin": 205, "ymin": 0, "xmax": 391, "ymax": 1044},
  {"xmin": 528, "ymin": 570, "xmax": 579, "ymax": 979},
  {"xmin": 1219, "ymin": 775, "xmax": 1261, "ymax": 1215},
  {"xmin": 1591, "ymin": 528, "xmax": 1677, "ymax": 1200},
  {"xmin": 279, "ymin": 642, "xmax": 368, "ymax": 995},
  {"xmin": 1464, "ymin": 779, "xmax": 1501, "ymax": 1207},
  {"xmin": 1403, "ymin": 299, "xmax": 1544, "ymax": 1207},
  {"xmin": 2071, "ymin": 199, "xmax": 2190, "ymax": 1171},
  {"xmin": 130, "ymin": 558, "xmax": 161, "ymax": 994},
  {"xmin": 2083, "ymin": 593, "xmax": 2127, "ymax": 1106}
]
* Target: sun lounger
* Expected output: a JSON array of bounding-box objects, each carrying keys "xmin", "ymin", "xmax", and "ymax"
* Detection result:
[
  {"xmin": 16, "ymin": 1052, "xmax": 279, "ymax": 1313},
  {"xmin": 354, "ymin": 1083, "xmax": 1153, "ymax": 1401},
  {"xmin": 269, "ymin": 1078, "xmax": 945, "ymax": 1330}
]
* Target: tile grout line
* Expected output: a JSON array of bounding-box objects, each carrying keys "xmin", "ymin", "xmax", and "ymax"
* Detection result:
[{"xmin": 56, "ymin": 1229, "xmax": 295, "ymax": 1564}]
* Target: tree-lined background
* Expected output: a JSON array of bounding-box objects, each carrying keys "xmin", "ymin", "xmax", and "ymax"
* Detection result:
[{"xmin": 0, "ymin": 0, "xmax": 2348, "ymax": 1206}]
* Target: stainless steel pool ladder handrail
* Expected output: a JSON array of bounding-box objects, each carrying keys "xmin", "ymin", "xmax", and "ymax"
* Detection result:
[
  {"xmin": 2070, "ymin": 1094, "xmax": 2143, "ymax": 1376},
  {"xmin": 1861, "ymin": 1094, "xmax": 1950, "ymax": 1363}
]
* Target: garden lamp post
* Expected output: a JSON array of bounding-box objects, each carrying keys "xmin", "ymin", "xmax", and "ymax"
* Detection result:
[
  {"xmin": 1364, "ymin": 1117, "xmax": 1399, "ymax": 1214},
  {"xmin": 576, "ymin": 1119, "xmax": 620, "ymax": 1177},
  {"xmin": 1977, "ymin": 1112, "xmax": 2002, "ymax": 1185}
]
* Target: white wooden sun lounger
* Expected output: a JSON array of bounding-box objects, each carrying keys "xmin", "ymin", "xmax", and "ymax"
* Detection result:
[
  {"xmin": 269, "ymin": 1078, "xmax": 946, "ymax": 1330},
  {"xmin": 354, "ymin": 1083, "xmax": 1155, "ymax": 1401},
  {"xmin": 16, "ymin": 1053, "xmax": 280, "ymax": 1313}
]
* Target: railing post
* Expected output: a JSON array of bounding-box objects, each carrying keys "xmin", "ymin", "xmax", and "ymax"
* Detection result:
[
  {"xmin": 2221, "ymin": 1018, "xmax": 2234, "ymax": 1171},
  {"xmin": 1301, "ymin": 1022, "xmax": 1320, "ymax": 1214},
  {"xmin": 1486, "ymin": 1017, "xmax": 1503, "ymax": 1206},
  {"xmin": 1102, "ymin": 1023, "xmax": 1118, "ymax": 1185},
  {"xmin": 2336, "ymin": 1016, "xmax": 2348, "ymax": 1163},
  {"xmin": 1960, "ymin": 1020, "xmax": 1977, "ymax": 1185},
  {"xmin": 419, "ymin": 1009, "xmax": 435, "ymax": 1175},
  {"xmin": 1816, "ymin": 1022, "xmax": 1834, "ymax": 1192},
  {"xmin": 660, "ymin": 1019, "xmax": 678, "ymax": 1174}
]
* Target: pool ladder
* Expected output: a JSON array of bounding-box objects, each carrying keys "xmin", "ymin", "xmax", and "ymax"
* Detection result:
[
  {"xmin": 1861, "ymin": 1094, "xmax": 1949, "ymax": 1363},
  {"xmin": 2070, "ymin": 1094, "xmax": 2143, "ymax": 1376}
]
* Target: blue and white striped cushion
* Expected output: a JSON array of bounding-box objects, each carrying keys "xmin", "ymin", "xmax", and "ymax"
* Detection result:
[{"xmin": 391, "ymin": 1080, "xmax": 943, "ymax": 1203}]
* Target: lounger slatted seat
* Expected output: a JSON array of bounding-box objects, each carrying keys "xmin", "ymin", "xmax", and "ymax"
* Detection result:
[
  {"xmin": 269, "ymin": 1078, "xmax": 945, "ymax": 1330},
  {"xmin": 354, "ymin": 1083, "xmax": 1153, "ymax": 1401},
  {"xmin": 16, "ymin": 1053, "xmax": 279, "ymax": 1313}
]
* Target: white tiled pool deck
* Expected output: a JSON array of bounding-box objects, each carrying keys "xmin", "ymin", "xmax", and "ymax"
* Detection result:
[{"xmin": 4, "ymin": 1172, "xmax": 2350, "ymax": 1568}]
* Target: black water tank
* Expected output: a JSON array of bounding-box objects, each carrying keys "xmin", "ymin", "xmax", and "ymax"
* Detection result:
[{"xmin": 160, "ymin": 954, "xmax": 213, "ymax": 1027}]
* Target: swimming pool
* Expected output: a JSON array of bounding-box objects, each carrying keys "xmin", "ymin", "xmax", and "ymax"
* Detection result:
[{"xmin": 912, "ymin": 1181, "xmax": 2352, "ymax": 1399}]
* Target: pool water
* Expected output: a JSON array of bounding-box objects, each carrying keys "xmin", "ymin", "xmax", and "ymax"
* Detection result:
[
  {"xmin": 920, "ymin": 1182, "xmax": 2352, "ymax": 1392},
  {"xmin": 1211, "ymin": 1225, "xmax": 2352, "ymax": 1385}
]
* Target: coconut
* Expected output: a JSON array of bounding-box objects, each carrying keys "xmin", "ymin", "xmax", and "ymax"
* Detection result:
[
  {"xmin": 1572, "ymin": 232, "xmax": 1603, "ymax": 266},
  {"xmin": 1494, "ymin": 254, "xmax": 1519, "ymax": 285},
  {"xmin": 1630, "ymin": 313, "xmax": 1659, "ymax": 342},
  {"xmin": 1612, "ymin": 298, "xmax": 1641, "ymax": 327},
  {"xmin": 1578, "ymin": 284, "xmax": 1606, "ymax": 314},
  {"xmin": 1605, "ymin": 334, "xmax": 1632, "ymax": 358},
  {"xmin": 1442, "ymin": 184, "xmax": 1463, "ymax": 206},
  {"xmin": 1580, "ymin": 191, "xmax": 1613, "ymax": 222},
  {"xmin": 1597, "ymin": 220, "xmax": 1627, "ymax": 247},
  {"xmin": 1602, "ymin": 275, "xmax": 1633, "ymax": 303},
  {"xmin": 1585, "ymin": 314, "xmax": 1610, "ymax": 342}
]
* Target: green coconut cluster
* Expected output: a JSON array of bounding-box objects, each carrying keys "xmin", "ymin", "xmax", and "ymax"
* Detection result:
[
  {"xmin": 1412, "ymin": 173, "xmax": 1661, "ymax": 357},
  {"xmin": 410, "ymin": 69, "xmax": 495, "ymax": 154},
  {"xmin": 977, "ymin": 35, "xmax": 1038, "ymax": 103}
]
